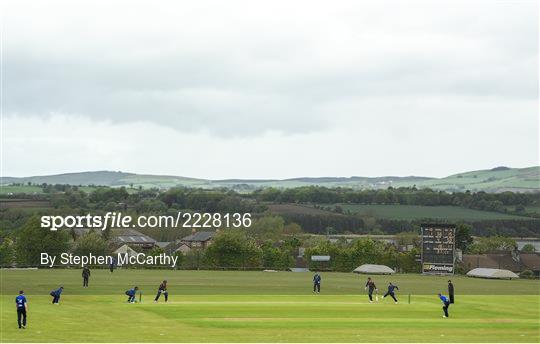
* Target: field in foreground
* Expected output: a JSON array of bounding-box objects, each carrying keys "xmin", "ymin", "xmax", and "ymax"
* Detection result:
[{"xmin": 1, "ymin": 270, "xmax": 539, "ymax": 342}]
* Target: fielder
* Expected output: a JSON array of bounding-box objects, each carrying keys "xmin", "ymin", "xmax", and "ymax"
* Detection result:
[
  {"xmin": 50, "ymin": 286, "xmax": 63, "ymax": 304},
  {"xmin": 438, "ymin": 293, "xmax": 451, "ymax": 318},
  {"xmin": 15, "ymin": 290, "xmax": 28, "ymax": 329}
]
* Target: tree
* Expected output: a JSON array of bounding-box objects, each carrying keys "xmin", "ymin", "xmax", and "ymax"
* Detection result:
[
  {"xmin": 135, "ymin": 199, "xmax": 167, "ymax": 214},
  {"xmin": 16, "ymin": 216, "xmax": 71, "ymax": 265},
  {"xmin": 260, "ymin": 241, "xmax": 295, "ymax": 269},
  {"xmin": 246, "ymin": 216, "xmax": 284, "ymax": 241},
  {"xmin": 0, "ymin": 237, "xmax": 16, "ymax": 266},
  {"xmin": 395, "ymin": 231, "xmax": 420, "ymax": 247},
  {"xmin": 73, "ymin": 231, "xmax": 110, "ymax": 257},
  {"xmin": 515, "ymin": 205, "xmax": 526, "ymax": 213},
  {"xmin": 172, "ymin": 251, "xmax": 184, "ymax": 269},
  {"xmin": 204, "ymin": 230, "xmax": 262, "ymax": 268},
  {"xmin": 283, "ymin": 223, "xmax": 302, "ymax": 235},
  {"xmin": 261, "ymin": 241, "xmax": 281, "ymax": 268},
  {"xmin": 467, "ymin": 236, "xmax": 517, "ymax": 254},
  {"xmin": 455, "ymin": 224, "xmax": 474, "ymax": 252},
  {"xmin": 146, "ymin": 246, "xmax": 165, "ymax": 256},
  {"xmin": 521, "ymin": 244, "xmax": 536, "ymax": 253}
]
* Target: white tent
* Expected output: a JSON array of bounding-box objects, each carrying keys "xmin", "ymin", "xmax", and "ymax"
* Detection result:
[
  {"xmin": 353, "ymin": 264, "xmax": 395, "ymax": 275},
  {"xmin": 466, "ymin": 268, "xmax": 519, "ymax": 279}
]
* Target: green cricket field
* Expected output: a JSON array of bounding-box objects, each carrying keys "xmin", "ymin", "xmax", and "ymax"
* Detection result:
[{"xmin": 0, "ymin": 269, "xmax": 538, "ymax": 342}]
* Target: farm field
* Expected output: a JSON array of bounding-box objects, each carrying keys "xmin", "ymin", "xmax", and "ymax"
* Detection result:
[
  {"xmin": 1, "ymin": 269, "xmax": 538, "ymax": 342},
  {"xmin": 324, "ymin": 204, "xmax": 534, "ymax": 221},
  {"xmin": 0, "ymin": 185, "xmax": 44, "ymax": 195},
  {"xmin": 0, "ymin": 185, "xmax": 142, "ymax": 196}
]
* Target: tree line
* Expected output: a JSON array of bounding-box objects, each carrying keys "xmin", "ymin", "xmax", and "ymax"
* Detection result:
[
  {"xmin": 1, "ymin": 185, "xmax": 538, "ymax": 241},
  {"xmin": 253, "ymin": 186, "xmax": 539, "ymax": 215}
]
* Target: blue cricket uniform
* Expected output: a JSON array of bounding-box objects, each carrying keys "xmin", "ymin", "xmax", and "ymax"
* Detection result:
[
  {"xmin": 440, "ymin": 295, "xmax": 450, "ymax": 317},
  {"xmin": 126, "ymin": 288, "xmax": 137, "ymax": 302},
  {"xmin": 383, "ymin": 284, "xmax": 399, "ymax": 302},
  {"xmin": 313, "ymin": 274, "xmax": 321, "ymax": 293},
  {"xmin": 15, "ymin": 294, "xmax": 27, "ymax": 328},
  {"xmin": 50, "ymin": 288, "xmax": 63, "ymax": 304}
]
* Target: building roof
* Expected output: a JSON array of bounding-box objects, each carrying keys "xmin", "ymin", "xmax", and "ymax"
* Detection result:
[
  {"xmin": 353, "ymin": 264, "xmax": 395, "ymax": 274},
  {"xmin": 114, "ymin": 229, "xmax": 156, "ymax": 245},
  {"xmin": 113, "ymin": 244, "xmax": 138, "ymax": 255},
  {"xmin": 155, "ymin": 241, "xmax": 172, "ymax": 249},
  {"xmin": 181, "ymin": 231, "xmax": 215, "ymax": 242},
  {"xmin": 164, "ymin": 241, "xmax": 191, "ymax": 254},
  {"xmin": 466, "ymin": 268, "xmax": 519, "ymax": 279}
]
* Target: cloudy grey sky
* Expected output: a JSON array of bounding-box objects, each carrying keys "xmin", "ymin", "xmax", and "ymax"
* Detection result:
[{"xmin": 2, "ymin": 0, "xmax": 538, "ymax": 179}]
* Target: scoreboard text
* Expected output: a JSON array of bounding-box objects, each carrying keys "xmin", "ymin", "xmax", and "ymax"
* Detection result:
[{"xmin": 421, "ymin": 224, "xmax": 455, "ymax": 274}]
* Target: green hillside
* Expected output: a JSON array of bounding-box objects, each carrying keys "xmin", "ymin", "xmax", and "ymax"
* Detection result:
[
  {"xmin": 392, "ymin": 166, "xmax": 540, "ymax": 192},
  {"xmin": 2, "ymin": 166, "xmax": 538, "ymax": 193},
  {"xmin": 0, "ymin": 171, "xmax": 134, "ymax": 186}
]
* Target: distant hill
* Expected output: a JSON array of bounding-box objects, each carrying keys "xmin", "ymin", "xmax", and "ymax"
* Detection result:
[
  {"xmin": 390, "ymin": 166, "xmax": 539, "ymax": 193},
  {"xmin": 2, "ymin": 166, "xmax": 538, "ymax": 193},
  {"xmin": 0, "ymin": 171, "xmax": 135, "ymax": 186}
]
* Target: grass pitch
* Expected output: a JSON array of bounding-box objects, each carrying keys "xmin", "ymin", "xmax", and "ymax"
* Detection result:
[{"xmin": 1, "ymin": 269, "xmax": 538, "ymax": 342}]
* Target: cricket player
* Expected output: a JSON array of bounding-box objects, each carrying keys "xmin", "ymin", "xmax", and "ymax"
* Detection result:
[
  {"xmin": 154, "ymin": 280, "xmax": 168, "ymax": 302},
  {"xmin": 82, "ymin": 266, "xmax": 91, "ymax": 287},
  {"xmin": 125, "ymin": 286, "xmax": 139, "ymax": 303},
  {"xmin": 50, "ymin": 286, "xmax": 63, "ymax": 304},
  {"xmin": 109, "ymin": 257, "xmax": 116, "ymax": 273},
  {"xmin": 313, "ymin": 273, "xmax": 321, "ymax": 293},
  {"xmin": 448, "ymin": 280, "xmax": 454, "ymax": 304},
  {"xmin": 438, "ymin": 293, "xmax": 451, "ymax": 318},
  {"xmin": 382, "ymin": 282, "xmax": 399, "ymax": 303},
  {"xmin": 364, "ymin": 277, "xmax": 378, "ymax": 303},
  {"xmin": 15, "ymin": 290, "xmax": 28, "ymax": 329}
]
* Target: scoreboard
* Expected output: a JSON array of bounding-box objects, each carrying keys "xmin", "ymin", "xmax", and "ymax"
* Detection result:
[{"xmin": 421, "ymin": 224, "xmax": 455, "ymax": 274}]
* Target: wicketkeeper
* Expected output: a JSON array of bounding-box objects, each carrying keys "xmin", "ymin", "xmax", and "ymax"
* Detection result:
[{"xmin": 125, "ymin": 286, "xmax": 139, "ymax": 303}]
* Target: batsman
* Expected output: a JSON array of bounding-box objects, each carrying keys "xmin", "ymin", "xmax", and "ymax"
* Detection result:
[
  {"xmin": 154, "ymin": 280, "xmax": 169, "ymax": 303},
  {"xmin": 364, "ymin": 277, "xmax": 378, "ymax": 303}
]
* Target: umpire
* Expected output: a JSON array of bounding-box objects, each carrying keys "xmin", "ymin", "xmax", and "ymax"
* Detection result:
[
  {"xmin": 82, "ymin": 266, "xmax": 91, "ymax": 287},
  {"xmin": 448, "ymin": 280, "xmax": 454, "ymax": 304}
]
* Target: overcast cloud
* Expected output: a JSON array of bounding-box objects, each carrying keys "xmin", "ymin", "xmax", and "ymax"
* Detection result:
[{"xmin": 2, "ymin": 0, "xmax": 538, "ymax": 179}]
